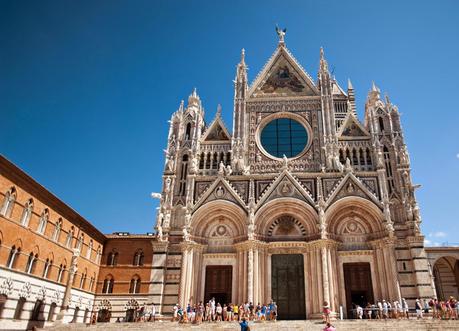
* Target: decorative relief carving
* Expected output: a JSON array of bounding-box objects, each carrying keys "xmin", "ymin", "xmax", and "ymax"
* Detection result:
[
  {"xmin": 0, "ymin": 278, "xmax": 13, "ymax": 296},
  {"xmin": 19, "ymin": 282, "xmax": 32, "ymax": 299}
]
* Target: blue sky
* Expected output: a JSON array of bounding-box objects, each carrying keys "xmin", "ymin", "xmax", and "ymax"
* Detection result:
[{"xmin": 1, "ymin": 1, "xmax": 458, "ymax": 244}]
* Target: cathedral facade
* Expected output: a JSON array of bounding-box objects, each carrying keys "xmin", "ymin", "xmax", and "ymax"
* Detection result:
[
  {"xmin": 154, "ymin": 35, "xmax": 435, "ymax": 319},
  {"xmin": 2, "ymin": 34, "xmax": 459, "ymax": 329}
]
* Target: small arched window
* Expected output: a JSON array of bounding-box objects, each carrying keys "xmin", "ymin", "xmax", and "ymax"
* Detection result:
[
  {"xmin": 79, "ymin": 269, "xmax": 87, "ymax": 289},
  {"xmin": 76, "ymin": 234, "xmax": 84, "ymax": 250},
  {"xmin": 102, "ymin": 276, "xmax": 114, "ymax": 294},
  {"xmin": 65, "ymin": 226, "xmax": 74, "ymax": 248},
  {"xmin": 42, "ymin": 258, "xmax": 52, "ymax": 278},
  {"xmin": 53, "ymin": 219, "xmax": 62, "ymax": 242},
  {"xmin": 129, "ymin": 276, "xmax": 141, "ymax": 294},
  {"xmin": 89, "ymin": 273, "xmax": 96, "ymax": 291},
  {"xmin": 7, "ymin": 245, "xmax": 21, "ymax": 269},
  {"xmin": 25, "ymin": 252, "xmax": 38, "ymax": 274},
  {"xmin": 107, "ymin": 251, "xmax": 118, "ymax": 266},
  {"xmin": 133, "ymin": 250, "xmax": 144, "ymax": 266},
  {"xmin": 20, "ymin": 199, "xmax": 33, "ymax": 226},
  {"xmin": 57, "ymin": 264, "xmax": 66, "ymax": 283},
  {"xmin": 1, "ymin": 187, "xmax": 16, "ymax": 218},
  {"xmin": 37, "ymin": 209, "xmax": 49, "ymax": 234},
  {"xmin": 87, "ymin": 240, "xmax": 93, "ymax": 259},
  {"xmin": 96, "ymin": 246, "xmax": 102, "ymax": 264}
]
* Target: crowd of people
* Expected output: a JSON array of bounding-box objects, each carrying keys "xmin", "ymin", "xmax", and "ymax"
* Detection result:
[
  {"xmin": 350, "ymin": 297, "xmax": 459, "ymax": 320},
  {"xmin": 172, "ymin": 298, "xmax": 278, "ymax": 324}
]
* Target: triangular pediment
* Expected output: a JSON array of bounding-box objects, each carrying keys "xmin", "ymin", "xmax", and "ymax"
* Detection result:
[
  {"xmin": 255, "ymin": 170, "xmax": 315, "ymax": 211},
  {"xmin": 192, "ymin": 177, "xmax": 247, "ymax": 212},
  {"xmin": 325, "ymin": 173, "xmax": 381, "ymax": 208},
  {"xmin": 337, "ymin": 113, "xmax": 370, "ymax": 139},
  {"xmin": 201, "ymin": 116, "xmax": 231, "ymax": 142},
  {"xmin": 248, "ymin": 46, "xmax": 319, "ymax": 98}
]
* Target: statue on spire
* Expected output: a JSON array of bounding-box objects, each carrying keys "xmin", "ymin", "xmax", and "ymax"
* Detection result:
[{"xmin": 275, "ymin": 25, "xmax": 287, "ymax": 44}]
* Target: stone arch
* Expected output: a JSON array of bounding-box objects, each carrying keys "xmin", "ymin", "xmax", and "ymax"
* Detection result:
[
  {"xmin": 326, "ymin": 196, "xmax": 386, "ymax": 242},
  {"xmin": 191, "ymin": 200, "xmax": 247, "ymax": 250},
  {"xmin": 255, "ymin": 198, "xmax": 319, "ymax": 241},
  {"xmin": 432, "ymin": 256, "xmax": 459, "ymax": 300}
]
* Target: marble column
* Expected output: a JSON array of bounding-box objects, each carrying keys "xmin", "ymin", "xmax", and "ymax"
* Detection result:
[
  {"xmin": 303, "ymin": 252, "xmax": 309, "ymax": 318},
  {"xmin": 185, "ymin": 248, "xmax": 194, "ymax": 304},
  {"xmin": 55, "ymin": 249, "xmax": 79, "ymax": 323},
  {"xmin": 266, "ymin": 253, "xmax": 272, "ymax": 302},
  {"xmin": 248, "ymin": 248, "xmax": 254, "ymax": 303},
  {"xmin": 179, "ymin": 249, "xmax": 189, "ymax": 307},
  {"xmin": 253, "ymin": 248, "xmax": 259, "ymax": 304},
  {"xmin": 321, "ymin": 246, "xmax": 330, "ymax": 308}
]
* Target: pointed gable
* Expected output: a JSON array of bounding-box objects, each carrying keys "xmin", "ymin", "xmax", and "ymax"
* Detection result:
[
  {"xmin": 255, "ymin": 169, "xmax": 315, "ymax": 211},
  {"xmin": 192, "ymin": 177, "xmax": 247, "ymax": 212},
  {"xmin": 248, "ymin": 46, "xmax": 319, "ymax": 98},
  {"xmin": 325, "ymin": 172, "xmax": 381, "ymax": 208},
  {"xmin": 337, "ymin": 112, "xmax": 370, "ymax": 139},
  {"xmin": 201, "ymin": 116, "xmax": 231, "ymax": 142}
]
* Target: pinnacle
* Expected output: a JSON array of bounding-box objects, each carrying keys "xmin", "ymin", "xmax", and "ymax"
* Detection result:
[{"xmin": 348, "ymin": 78, "xmax": 353, "ymax": 90}]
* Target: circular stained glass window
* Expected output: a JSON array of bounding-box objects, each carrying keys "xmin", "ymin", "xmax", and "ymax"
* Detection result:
[{"xmin": 260, "ymin": 118, "xmax": 308, "ymax": 158}]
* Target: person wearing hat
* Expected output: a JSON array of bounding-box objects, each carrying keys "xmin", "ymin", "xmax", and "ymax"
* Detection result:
[{"xmin": 239, "ymin": 317, "xmax": 249, "ymax": 331}]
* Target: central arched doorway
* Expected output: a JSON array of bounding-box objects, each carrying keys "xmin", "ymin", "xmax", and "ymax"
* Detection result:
[{"xmin": 433, "ymin": 256, "xmax": 459, "ymax": 300}]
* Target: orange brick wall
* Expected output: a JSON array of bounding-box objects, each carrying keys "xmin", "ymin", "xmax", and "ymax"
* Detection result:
[
  {"xmin": 0, "ymin": 174, "xmax": 103, "ymax": 293},
  {"xmin": 96, "ymin": 237, "xmax": 154, "ymax": 294}
]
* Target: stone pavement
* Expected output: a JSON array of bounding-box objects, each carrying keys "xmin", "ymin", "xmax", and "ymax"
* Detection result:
[{"xmin": 42, "ymin": 319, "xmax": 459, "ymax": 331}]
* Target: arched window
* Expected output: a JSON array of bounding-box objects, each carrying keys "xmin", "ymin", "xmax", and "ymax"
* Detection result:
[
  {"xmin": 102, "ymin": 276, "xmax": 114, "ymax": 294},
  {"xmin": 133, "ymin": 250, "xmax": 144, "ymax": 266},
  {"xmin": 37, "ymin": 209, "xmax": 49, "ymax": 234},
  {"xmin": 42, "ymin": 258, "xmax": 52, "ymax": 278},
  {"xmin": 25, "ymin": 252, "xmax": 38, "ymax": 274},
  {"xmin": 366, "ymin": 148, "xmax": 372, "ymax": 166},
  {"xmin": 0, "ymin": 187, "xmax": 16, "ymax": 218},
  {"xmin": 7, "ymin": 245, "xmax": 21, "ymax": 269},
  {"xmin": 47, "ymin": 302, "xmax": 57, "ymax": 321},
  {"xmin": 52, "ymin": 219, "xmax": 62, "ymax": 242},
  {"xmin": 185, "ymin": 123, "xmax": 192, "ymax": 140},
  {"xmin": 96, "ymin": 246, "xmax": 102, "ymax": 264},
  {"xmin": 359, "ymin": 148, "xmax": 365, "ymax": 167},
  {"xmin": 79, "ymin": 269, "xmax": 87, "ymax": 289},
  {"xmin": 57, "ymin": 264, "xmax": 66, "ymax": 283},
  {"xmin": 212, "ymin": 152, "xmax": 218, "ymax": 169},
  {"xmin": 179, "ymin": 154, "xmax": 189, "ymax": 196},
  {"xmin": 226, "ymin": 152, "xmax": 231, "ymax": 166},
  {"xmin": 65, "ymin": 226, "xmax": 74, "ymax": 248},
  {"xmin": 129, "ymin": 276, "xmax": 141, "ymax": 294},
  {"xmin": 14, "ymin": 297, "xmax": 26, "ymax": 320},
  {"xmin": 76, "ymin": 234, "xmax": 84, "ymax": 250},
  {"xmin": 89, "ymin": 274, "xmax": 96, "ymax": 291},
  {"xmin": 199, "ymin": 152, "xmax": 205, "ymax": 169},
  {"xmin": 205, "ymin": 152, "xmax": 211, "ymax": 169},
  {"xmin": 20, "ymin": 199, "xmax": 33, "ymax": 226},
  {"xmin": 107, "ymin": 251, "xmax": 118, "ymax": 266},
  {"xmin": 219, "ymin": 151, "xmax": 224, "ymax": 166},
  {"xmin": 378, "ymin": 117, "xmax": 385, "ymax": 132},
  {"xmin": 339, "ymin": 149, "xmax": 345, "ymax": 164},
  {"xmin": 352, "ymin": 148, "xmax": 358, "ymax": 165},
  {"xmin": 30, "ymin": 299, "xmax": 44, "ymax": 321},
  {"xmin": 87, "ymin": 240, "xmax": 93, "ymax": 259}
]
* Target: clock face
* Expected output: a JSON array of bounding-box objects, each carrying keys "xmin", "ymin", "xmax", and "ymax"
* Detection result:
[{"xmin": 260, "ymin": 117, "xmax": 308, "ymax": 159}]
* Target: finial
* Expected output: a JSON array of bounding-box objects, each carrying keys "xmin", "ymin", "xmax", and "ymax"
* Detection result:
[
  {"xmin": 320, "ymin": 47, "xmax": 325, "ymax": 59},
  {"xmin": 216, "ymin": 104, "xmax": 222, "ymax": 117},
  {"xmin": 179, "ymin": 100, "xmax": 184, "ymax": 112},
  {"xmin": 384, "ymin": 93, "xmax": 391, "ymax": 105},
  {"xmin": 275, "ymin": 25, "xmax": 287, "ymax": 45},
  {"xmin": 241, "ymin": 48, "xmax": 245, "ymax": 64},
  {"xmin": 319, "ymin": 47, "xmax": 329, "ymax": 72},
  {"xmin": 371, "ymin": 81, "xmax": 380, "ymax": 92},
  {"xmin": 192, "ymin": 87, "xmax": 197, "ymax": 97},
  {"xmin": 347, "ymin": 78, "xmax": 354, "ymax": 90}
]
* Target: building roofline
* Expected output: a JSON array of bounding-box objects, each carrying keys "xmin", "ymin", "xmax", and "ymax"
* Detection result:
[{"xmin": 0, "ymin": 154, "xmax": 106, "ymax": 243}]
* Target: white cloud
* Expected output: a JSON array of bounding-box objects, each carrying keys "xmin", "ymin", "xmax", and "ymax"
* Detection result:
[
  {"xmin": 429, "ymin": 231, "xmax": 447, "ymax": 238},
  {"xmin": 457, "ymin": 153, "xmax": 459, "ymax": 159},
  {"xmin": 424, "ymin": 239, "xmax": 431, "ymax": 246}
]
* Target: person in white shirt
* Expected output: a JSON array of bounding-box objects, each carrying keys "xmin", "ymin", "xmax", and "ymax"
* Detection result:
[
  {"xmin": 356, "ymin": 305, "xmax": 363, "ymax": 319},
  {"xmin": 173, "ymin": 304, "xmax": 179, "ymax": 322},
  {"xmin": 151, "ymin": 303, "xmax": 156, "ymax": 322},
  {"xmin": 402, "ymin": 298, "xmax": 409, "ymax": 319}
]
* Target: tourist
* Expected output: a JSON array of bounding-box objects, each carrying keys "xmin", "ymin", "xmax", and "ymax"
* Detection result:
[
  {"xmin": 377, "ymin": 300, "xmax": 383, "ymax": 319},
  {"xmin": 223, "ymin": 304, "xmax": 227, "ymax": 321},
  {"xmin": 239, "ymin": 317, "xmax": 249, "ymax": 331},
  {"xmin": 415, "ymin": 299, "xmax": 423, "ymax": 319},
  {"xmin": 172, "ymin": 303, "xmax": 179, "ymax": 322},
  {"xmin": 216, "ymin": 303, "xmax": 223, "ymax": 321},
  {"xmin": 365, "ymin": 303, "xmax": 372, "ymax": 319},
  {"xmin": 323, "ymin": 301, "xmax": 331, "ymax": 324},
  {"xmin": 151, "ymin": 303, "xmax": 156, "ymax": 322},
  {"xmin": 323, "ymin": 322, "xmax": 336, "ymax": 331},
  {"xmin": 402, "ymin": 298, "xmax": 409, "ymax": 319},
  {"xmin": 382, "ymin": 300, "xmax": 388, "ymax": 319},
  {"xmin": 356, "ymin": 304, "xmax": 363, "ymax": 319},
  {"xmin": 233, "ymin": 302, "xmax": 239, "ymax": 321},
  {"xmin": 272, "ymin": 301, "xmax": 278, "ymax": 321},
  {"xmin": 210, "ymin": 297, "xmax": 216, "ymax": 321}
]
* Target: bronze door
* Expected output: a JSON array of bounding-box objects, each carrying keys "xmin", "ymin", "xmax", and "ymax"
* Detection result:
[
  {"xmin": 271, "ymin": 254, "xmax": 305, "ymax": 319},
  {"xmin": 343, "ymin": 262, "xmax": 374, "ymax": 318},
  {"xmin": 204, "ymin": 265, "xmax": 232, "ymax": 304}
]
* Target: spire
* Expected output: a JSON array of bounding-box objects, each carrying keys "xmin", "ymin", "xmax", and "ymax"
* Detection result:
[
  {"xmin": 240, "ymin": 48, "xmax": 245, "ymax": 65},
  {"xmin": 178, "ymin": 100, "xmax": 184, "ymax": 113},
  {"xmin": 216, "ymin": 104, "xmax": 222, "ymax": 117},
  {"xmin": 319, "ymin": 47, "xmax": 329, "ymax": 72},
  {"xmin": 188, "ymin": 88, "xmax": 200, "ymax": 107},
  {"xmin": 347, "ymin": 78, "xmax": 353, "ymax": 90},
  {"xmin": 371, "ymin": 81, "xmax": 380, "ymax": 93}
]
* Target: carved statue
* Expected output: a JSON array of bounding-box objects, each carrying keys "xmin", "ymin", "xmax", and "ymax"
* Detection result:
[
  {"xmin": 163, "ymin": 213, "xmax": 171, "ymax": 228},
  {"xmin": 156, "ymin": 224, "xmax": 164, "ymax": 241},
  {"xmin": 164, "ymin": 177, "xmax": 171, "ymax": 193},
  {"xmin": 225, "ymin": 165, "xmax": 232, "ymax": 176},
  {"xmin": 166, "ymin": 155, "xmax": 175, "ymax": 172},
  {"xmin": 275, "ymin": 25, "xmax": 287, "ymax": 43},
  {"xmin": 182, "ymin": 226, "xmax": 191, "ymax": 242},
  {"xmin": 185, "ymin": 212, "xmax": 192, "ymax": 227},
  {"xmin": 218, "ymin": 161, "xmax": 225, "ymax": 176},
  {"xmin": 333, "ymin": 155, "xmax": 344, "ymax": 172},
  {"xmin": 190, "ymin": 157, "xmax": 198, "ymax": 174},
  {"xmin": 256, "ymin": 152, "xmax": 262, "ymax": 162},
  {"xmin": 345, "ymin": 157, "xmax": 352, "ymax": 172},
  {"xmin": 242, "ymin": 165, "xmax": 250, "ymax": 176},
  {"xmin": 399, "ymin": 145, "xmax": 410, "ymax": 165},
  {"xmin": 282, "ymin": 154, "xmax": 289, "ymax": 169},
  {"xmin": 157, "ymin": 212, "xmax": 164, "ymax": 227}
]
